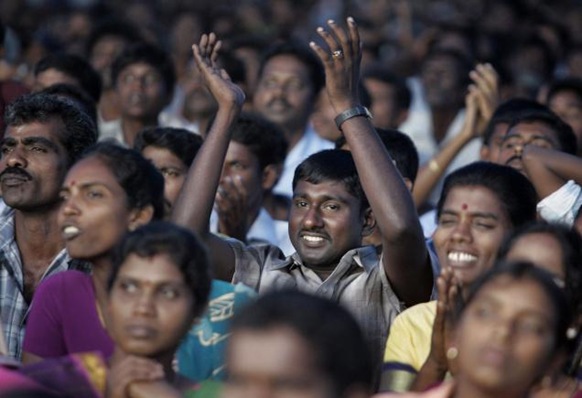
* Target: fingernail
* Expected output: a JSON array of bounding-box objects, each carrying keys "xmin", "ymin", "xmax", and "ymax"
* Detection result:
[
  {"xmin": 317, "ymin": 27, "xmax": 324, "ymax": 33},
  {"xmin": 348, "ymin": 16, "xmax": 355, "ymax": 23},
  {"xmin": 328, "ymin": 19, "xmax": 335, "ymax": 24}
]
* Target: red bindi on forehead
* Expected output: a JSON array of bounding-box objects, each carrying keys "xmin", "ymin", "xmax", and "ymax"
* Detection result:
[{"xmin": 462, "ymin": 203, "xmax": 468, "ymax": 210}]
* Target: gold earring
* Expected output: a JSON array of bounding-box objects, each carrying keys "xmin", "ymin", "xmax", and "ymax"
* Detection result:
[{"xmin": 446, "ymin": 347, "xmax": 459, "ymax": 360}]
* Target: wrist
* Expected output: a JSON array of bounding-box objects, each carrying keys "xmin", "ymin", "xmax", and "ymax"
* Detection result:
[{"xmin": 334, "ymin": 105, "xmax": 372, "ymax": 131}]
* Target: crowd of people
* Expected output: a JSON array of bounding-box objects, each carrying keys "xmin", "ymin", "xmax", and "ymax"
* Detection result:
[{"xmin": 1, "ymin": 1, "xmax": 582, "ymax": 397}]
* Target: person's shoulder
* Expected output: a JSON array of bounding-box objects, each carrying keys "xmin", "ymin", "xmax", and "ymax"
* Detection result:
[
  {"xmin": 395, "ymin": 301, "xmax": 437, "ymax": 325},
  {"xmin": 37, "ymin": 270, "xmax": 91, "ymax": 291}
]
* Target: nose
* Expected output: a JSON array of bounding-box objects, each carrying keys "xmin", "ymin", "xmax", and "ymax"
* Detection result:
[
  {"xmin": 5, "ymin": 147, "xmax": 27, "ymax": 168},
  {"xmin": 302, "ymin": 206, "xmax": 324, "ymax": 229},
  {"xmin": 60, "ymin": 194, "xmax": 80, "ymax": 216},
  {"xmin": 450, "ymin": 219, "xmax": 473, "ymax": 243},
  {"xmin": 134, "ymin": 292, "xmax": 156, "ymax": 317}
]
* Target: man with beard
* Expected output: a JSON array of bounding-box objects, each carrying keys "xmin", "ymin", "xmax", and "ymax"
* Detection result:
[
  {"xmin": 99, "ymin": 42, "xmax": 175, "ymax": 147},
  {"xmin": 0, "ymin": 93, "xmax": 97, "ymax": 359}
]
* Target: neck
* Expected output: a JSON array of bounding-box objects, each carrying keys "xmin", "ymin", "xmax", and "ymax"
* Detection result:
[
  {"xmin": 431, "ymin": 106, "xmax": 460, "ymax": 144},
  {"xmin": 121, "ymin": 117, "xmax": 157, "ymax": 147},
  {"xmin": 14, "ymin": 205, "xmax": 64, "ymax": 260},
  {"xmin": 284, "ymin": 125, "xmax": 306, "ymax": 153}
]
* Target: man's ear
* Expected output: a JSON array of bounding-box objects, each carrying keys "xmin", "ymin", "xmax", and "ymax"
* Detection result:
[
  {"xmin": 361, "ymin": 207, "xmax": 376, "ymax": 238},
  {"xmin": 128, "ymin": 205, "xmax": 154, "ymax": 231},
  {"xmin": 261, "ymin": 164, "xmax": 281, "ymax": 191}
]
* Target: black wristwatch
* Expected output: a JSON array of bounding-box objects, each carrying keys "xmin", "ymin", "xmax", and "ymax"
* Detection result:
[{"xmin": 334, "ymin": 106, "xmax": 373, "ymax": 131}]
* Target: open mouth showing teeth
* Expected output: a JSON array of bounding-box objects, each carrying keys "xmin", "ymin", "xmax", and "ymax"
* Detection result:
[
  {"xmin": 63, "ymin": 226, "xmax": 80, "ymax": 239},
  {"xmin": 302, "ymin": 235, "xmax": 324, "ymax": 243},
  {"xmin": 448, "ymin": 252, "xmax": 477, "ymax": 263}
]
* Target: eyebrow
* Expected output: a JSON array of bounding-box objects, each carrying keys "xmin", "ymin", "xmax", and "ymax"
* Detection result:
[
  {"xmin": 293, "ymin": 193, "xmax": 353, "ymax": 204},
  {"xmin": 502, "ymin": 133, "xmax": 555, "ymax": 144},
  {"xmin": 440, "ymin": 210, "xmax": 500, "ymax": 220},
  {"xmin": 1, "ymin": 136, "xmax": 59, "ymax": 152}
]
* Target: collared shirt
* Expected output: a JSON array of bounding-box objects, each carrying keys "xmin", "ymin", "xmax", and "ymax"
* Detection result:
[
  {"xmin": 272, "ymin": 125, "xmax": 334, "ymax": 197},
  {"xmin": 0, "ymin": 203, "xmax": 90, "ymax": 359},
  {"xmin": 227, "ymin": 240, "xmax": 405, "ymax": 373}
]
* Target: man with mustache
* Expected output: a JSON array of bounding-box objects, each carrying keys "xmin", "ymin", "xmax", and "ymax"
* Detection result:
[
  {"xmin": 0, "ymin": 93, "xmax": 97, "ymax": 359},
  {"xmin": 252, "ymin": 39, "xmax": 334, "ymax": 203}
]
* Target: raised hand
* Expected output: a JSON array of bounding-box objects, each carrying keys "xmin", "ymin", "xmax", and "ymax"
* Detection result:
[
  {"xmin": 191, "ymin": 33, "xmax": 245, "ymax": 110},
  {"xmin": 309, "ymin": 17, "xmax": 361, "ymax": 113},
  {"xmin": 469, "ymin": 63, "xmax": 500, "ymax": 134},
  {"xmin": 430, "ymin": 267, "xmax": 460, "ymax": 374}
]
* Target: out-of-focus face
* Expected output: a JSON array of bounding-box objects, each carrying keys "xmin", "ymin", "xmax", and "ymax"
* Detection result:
[
  {"xmin": 363, "ymin": 78, "xmax": 400, "ymax": 129},
  {"xmin": 58, "ymin": 156, "xmax": 136, "ymax": 262},
  {"xmin": 33, "ymin": 68, "xmax": 80, "ymax": 92},
  {"xmin": 181, "ymin": 67, "xmax": 217, "ymax": 122},
  {"xmin": 497, "ymin": 121, "xmax": 560, "ymax": 173},
  {"xmin": 421, "ymin": 54, "xmax": 464, "ymax": 109},
  {"xmin": 0, "ymin": 119, "xmax": 69, "ymax": 211},
  {"xmin": 548, "ymin": 90, "xmax": 582, "ymax": 154},
  {"xmin": 311, "ymin": 90, "xmax": 340, "ymax": 142},
  {"xmin": 141, "ymin": 145, "xmax": 188, "ymax": 217},
  {"xmin": 221, "ymin": 142, "xmax": 264, "ymax": 212},
  {"xmin": 90, "ymin": 35, "xmax": 129, "ymax": 88},
  {"xmin": 433, "ymin": 186, "xmax": 512, "ymax": 286},
  {"xmin": 289, "ymin": 180, "xmax": 368, "ymax": 271},
  {"xmin": 107, "ymin": 253, "xmax": 194, "ymax": 359},
  {"xmin": 253, "ymin": 55, "xmax": 315, "ymax": 133},
  {"xmin": 480, "ymin": 122, "xmax": 508, "ymax": 162},
  {"xmin": 503, "ymin": 232, "xmax": 565, "ymax": 286},
  {"xmin": 116, "ymin": 62, "xmax": 170, "ymax": 120},
  {"xmin": 223, "ymin": 326, "xmax": 333, "ymax": 398},
  {"xmin": 455, "ymin": 276, "xmax": 557, "ymax": 394}
]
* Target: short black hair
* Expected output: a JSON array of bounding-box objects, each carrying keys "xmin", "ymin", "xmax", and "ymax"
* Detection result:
[
  {"xmin": 437, "ymin": 162, "xmax": 537, "ymax": 228},
  {"xmin": 108, "ymin": 221, "xmax": 211, "ymax": 320},
  {"xmin": 5, "ymin": 93, "xmax": 97, "ymax": 167},
  {"xmin": 111, "ymin": 42, "xmax": 176, "ymax": 99},
  {"xmin": 362, "ymin": 64, "xmax": 412, "ymax": 111},
  {"xmin": 293, "ymin": 149, "xmax": 368, "ymax": 212},
  {"xmin": 421, "ymin": 47, "xmax": 473, "ymax": 88},
  {"xmin": 547, "ymin": 77, "xmax": 582, "ymax": 104},
  {"xmin": 335, "ymin": 128, "xmax": 419, "ymax": 183},
  {"xmin": 507, "ymin": 107, "xmax": 577, "ymax": 155},
  {"xmin": 39, "ymin": 83, "xmax": 98, "ymax": 126},
  {"xmin": 79, "ymin": 143, "xmax": 165, "ymax": 220},
  {"xmin": 230, "ymin": 113, "xmax": 288, "ymax": 170},
  {"xmin": 482, "ymin": 98, "xmax": 549, "ymax": 145},
  {"xmin": 34, "ymin": 53, "xmax": 102, "ymax": 102},
  {"xmin": 85, "ymin": 17, "xmax": 143, "ymax": 57},
  {"xmin": 134, "ymin": 127, "xmax": 203, "ymax": 168},
  {"xmin": 230, "ymin": 290, "xmax": 373, "ymax": 396},
  {"xmin": 258, "ymin": 39, "xmax": 325, "ymax": 99}
]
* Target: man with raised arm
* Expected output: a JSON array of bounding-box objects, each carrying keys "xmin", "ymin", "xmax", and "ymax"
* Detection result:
[{"xmin": 173, "ymin": 21, "xmax": 434, "ymax": 380}]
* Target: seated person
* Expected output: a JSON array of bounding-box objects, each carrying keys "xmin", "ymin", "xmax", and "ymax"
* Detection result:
[{"xmin": 224, "ymin": 290, "xmax": 373, "ymax": 398}]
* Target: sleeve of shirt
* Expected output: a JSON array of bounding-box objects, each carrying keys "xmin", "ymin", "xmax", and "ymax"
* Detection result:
[
  {"xmin": 227, "ymin": 238, "xmax": 285, "ymax": 291},
  {"xmin": 380, "ymin": 302, "xmax": 436, "ymax": 392},
  {"xmin": 537, "ymin": 180, "xmax": 582, "ymax": 227},
  {"xmin": 22, "ymin": 275, "xmax": 66, "ymax": 357}
]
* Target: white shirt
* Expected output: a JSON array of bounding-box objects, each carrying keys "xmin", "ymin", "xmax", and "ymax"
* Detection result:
[
  {"xmin": 537, "ymin": 180, "xmax": 582, "ymax": 226},
  {"xmin": 273, "ymin": 125, "xmax": 334, "ymax": 197}
]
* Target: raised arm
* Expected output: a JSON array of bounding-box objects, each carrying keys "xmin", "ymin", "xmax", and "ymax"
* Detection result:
[
  {"xmin": 310, "ymin": 18, "xmax": 431, "ymax": 306},
  {"xmin": 412, "ymin": 63, "xmax": 499, "ymax": 207},
  {"xmin": 521, "ymin": 144, "xmax": 582, "ymax": 199},
  {"xmin": 171, "ymin": 33, "xmax": 245, "ymax": 281}
]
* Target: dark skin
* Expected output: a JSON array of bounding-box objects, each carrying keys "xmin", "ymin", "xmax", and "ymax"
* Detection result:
[{"xmin": 172, "ymin": 20, "xmax": 432, "ymax": 307}]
